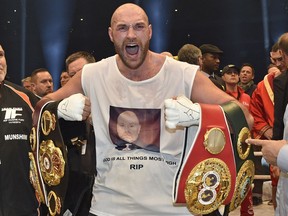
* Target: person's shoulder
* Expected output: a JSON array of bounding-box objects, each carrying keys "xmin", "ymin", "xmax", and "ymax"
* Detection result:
[
  {"xmin": 244, "ymin": 83, "xmax": 256, "ymax": 97},
  {"xmin": 273, "ymin": 71, "xmax": 288, "ymax": 89},
  {"xmin": 5, "ymin": 80, "xmax": 27, "ymax": 92},
  {"xmin": 166, "ymin": 57, "xmax": 199, "ymax": 72},
  {"xmin": 243, "ymin": 92, "xmax": 250, "ymax": 99},
  {"xmin": 4, "ymin": 80, "xmax": 39, "ymax": 107},
  {"xmin": 251, "ymin": 79, "xmax": 263, "ymax": 95},
  {"xmin": 274, "ymin": 70, "xmax": 288, "ymax": 83},
  {"xmin": 241, "ymin": 92, "xmax": 251, "ymax": 106},
  {"xmin": 276, "ymin": 70, "xmax": 288, "ymax": 79},
  {"xmin": 251, "ymin": 83, "xmax": 257, "ymax": 89},
  {"xmin": 83, "ymin": 55, "xmax": 116, "ymax": 72},
  {"xmin": 238, "ymin": 86, "xmax": 247, "ymax": 94},
  {"xmin": 256, "ymin": 78, "xmax": 264, "ymax": 87}
]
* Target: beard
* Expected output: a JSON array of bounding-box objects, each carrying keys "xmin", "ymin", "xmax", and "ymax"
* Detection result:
[{"xmin": 114, "ymin": 39, "xmax": 150, "ymax": 70}]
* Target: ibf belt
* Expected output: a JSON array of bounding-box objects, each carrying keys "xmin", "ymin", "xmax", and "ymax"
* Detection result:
[
  {"xmin": 173, "ymin": 104, "xmax": 236, "ymax": 215},
  {"xmin": 29, "ymin": 100, "xmax": 68, "ymax": 216},
  {"xmin": 221, "ymin": 102, "xmax": 255, "ymax": 212}
]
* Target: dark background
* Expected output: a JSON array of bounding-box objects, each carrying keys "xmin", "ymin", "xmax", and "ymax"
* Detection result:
[{"xmin": 1, "ymin": 0, "xmax": 288, "ymax": 88}]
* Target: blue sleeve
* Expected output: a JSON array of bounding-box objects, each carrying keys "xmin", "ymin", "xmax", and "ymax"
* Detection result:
[{"xmin": 277, "ymin": 144, "xmax": 288, "ymax": 173}]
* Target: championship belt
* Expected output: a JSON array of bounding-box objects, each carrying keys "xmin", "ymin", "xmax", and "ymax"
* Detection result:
[
  {"xmin": 173, "ymin": 104, "xmax": 236, "ymax": 215},
  {"xmin": 29, "ymin": 100, "xmax": 68, "ymax": 216},
  {"xmin": 221, "ymin": 102, "xmax": 255, "ymax": 212}
]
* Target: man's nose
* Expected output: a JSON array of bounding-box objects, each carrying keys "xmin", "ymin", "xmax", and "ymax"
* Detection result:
[{"xmin": 126, "ymin": 26, "xmax": 137, "ymax": 38}]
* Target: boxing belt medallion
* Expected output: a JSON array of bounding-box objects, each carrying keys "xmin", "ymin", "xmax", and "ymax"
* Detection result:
[
  {"xmin": 173, "ymin": 104, "xmax": 236, "ymax": 215},
  {"xmin": 29, "ymin": 100, "xmax": 68, "ymax": 216},
  {"xmin": 221, "ymin": 102, "xmax": 255, "ymax": 212}
]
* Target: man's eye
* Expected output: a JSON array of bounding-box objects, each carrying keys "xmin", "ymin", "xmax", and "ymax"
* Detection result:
[
  {"xmin": 117, "ymin": 25, "xmax": 128, "ymax": 32},
  {"xmin": 134, "ymin": 24, "xmax": 145, "ymax": 31}
]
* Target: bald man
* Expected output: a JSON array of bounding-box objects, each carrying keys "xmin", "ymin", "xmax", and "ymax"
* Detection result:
[{"xmin": 40, "ymin": 3, "xmax": 253, "ymax": 215}]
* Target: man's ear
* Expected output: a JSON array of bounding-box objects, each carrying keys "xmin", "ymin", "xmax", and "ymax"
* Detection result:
[
  {"xmin": 30, "ymin": 82, "xmax": 36, "ymax": 91},
  {"xmin": 148, "ymin": 24, "xmax": 152, "ymax": 40},
  {"xmin": 108, "ymin": 27, "xmax": 114, "ymax": 43}
]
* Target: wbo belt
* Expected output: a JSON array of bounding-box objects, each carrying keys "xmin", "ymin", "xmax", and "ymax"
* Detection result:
[
  {"xmin": 173, "ymin": 103, "xmax": 236, "ymax": 215},
  {"xmin": 29, "ymin": 100, "xmax": 68, "ymax": 216}
]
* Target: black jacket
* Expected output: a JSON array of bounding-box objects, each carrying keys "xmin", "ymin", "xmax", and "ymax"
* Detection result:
[
  {"xmin": 273, "ymin": 71, "xmax": 288, "ymax": 140},
  {"xmin": 0, "ymin": 81, "xmax": 38, "ymax": 216}
]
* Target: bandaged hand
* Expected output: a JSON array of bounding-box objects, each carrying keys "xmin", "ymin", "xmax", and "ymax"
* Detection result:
[
  {"xmin": 57, "ymin": 93, "xmax": 91, "ymax": 121},
  {"xmin": 164, "ymin": 95, "xmax": 200, "ymax": 129}
]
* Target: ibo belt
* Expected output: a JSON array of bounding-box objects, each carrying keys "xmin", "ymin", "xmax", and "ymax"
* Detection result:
[{"xmin": 173, "ymin": 103, "xmax": 236, "ymax": 215}]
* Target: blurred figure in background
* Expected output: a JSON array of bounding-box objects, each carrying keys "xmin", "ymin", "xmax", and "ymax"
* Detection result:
[
  {"xmin": 21, "ymin": 76, "xmax": 33, "ymax": 91},
  {"xmin": 177, "ymin": 43, "xmax": 202, "ymax": 67},
  {"xmin": 0, "ymin": 43, "xmax": 39, "ymax": 215},
  {"xmin": 238, "ymin": 63, "xmax": 257, "ymax": 97},
  {"xmin": 250, "ymin": 42, "xmax": 286, "ymax": 209},
  {"xmin": 221, "ymin": 64, "xmax": 253, "ymax": 216},
  {"xmin": 60, "ymin": 71, "xmax": 70, "ymax": 87},
  {"xmin": 62, "ymin": 51, "xmax": 96, "ymax": 216},
  {"xmin": 200, "ymin": 43, "xmax": 225, "ymax": 90},
  {"xmin": 30, "ymin": 67, "xmax": 53, "ymax": 98}
]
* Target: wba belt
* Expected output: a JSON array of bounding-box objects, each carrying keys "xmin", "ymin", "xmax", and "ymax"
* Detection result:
[
  {"xmin": 173, "ymin": 103, "xmax": 236, "ymax": 215},
  {"xmin": 29, "ymin": 100, "xmax": 68, "ymax": 216}
]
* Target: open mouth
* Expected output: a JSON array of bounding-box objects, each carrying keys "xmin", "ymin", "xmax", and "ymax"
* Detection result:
[{"xmin": 126, "ymin": 44, "xmax": 139, "ymax": 55}]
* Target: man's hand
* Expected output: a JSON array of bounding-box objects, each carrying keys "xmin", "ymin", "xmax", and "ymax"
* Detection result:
[
  {"xmin": 164, "ymin": 95, "xmax": 200, "ymax": 129},
  {"xmin": 246, "ymin": 139, "xmax": 286, "ymax": 166},
  {"xmin": 57, "ymin": 93, "xmax": 91, "ymax": 121},
  {"xmin": 263, "ymin": 128, "xmax": 273, "ymax": 140}
]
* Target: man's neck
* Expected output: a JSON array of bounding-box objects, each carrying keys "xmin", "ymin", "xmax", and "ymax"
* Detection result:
[
  {"xmin": 202, "ymin": 66, "xmax": 214, "ymax": 76},
  {"xmin": 226, "ymin": 84, "xmax": 238, "ymax": 92},
  {"xmin": 116, "ymin": 52, "xmax": 165, "ymax": 81}
]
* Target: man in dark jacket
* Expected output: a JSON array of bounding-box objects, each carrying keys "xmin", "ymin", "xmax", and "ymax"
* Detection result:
[{"xmin": 0, "ymin": 44, "xmax": 39, "ymax": 215}]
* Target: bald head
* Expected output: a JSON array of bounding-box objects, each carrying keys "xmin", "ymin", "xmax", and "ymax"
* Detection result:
[
  {"xmin": 0, "ymin": 45, "xmax": 7, "ymax": 82},
  {"xmin": 117, "ymin": 110, "xmax": 141, "ymax": 143},
  {"xmin": 108, "ymin": 3, "xmax": 152, "ymax": 70},
  {"xmin": 110, "ymin": 3, "xmax": 149, "ymax": 27}
]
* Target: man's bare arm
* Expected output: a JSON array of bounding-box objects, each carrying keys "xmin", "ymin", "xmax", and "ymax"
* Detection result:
[
  {"xmin": 44, "ymin": 70, "xmax": 84, "ymax": 101},
  {"xmin": 191, "ymin": 70, "xmax": 254, "ymax": 129},
  {"xmin": 39, "ymin": 71, "xmax": 90, "ymax": 120}
]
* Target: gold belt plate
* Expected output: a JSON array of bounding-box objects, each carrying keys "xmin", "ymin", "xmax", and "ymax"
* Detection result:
[
  {"xmin": 229, "ymin": 160, "xmax": 255, "ymax": 211},
  {"xmin": 185, "ymin": 158, "xmax": 231, "ymax": 215}
]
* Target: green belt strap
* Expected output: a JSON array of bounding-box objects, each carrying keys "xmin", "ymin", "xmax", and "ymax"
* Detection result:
[{"xmin": 221, "ymin": 101, "xmax": 254, "ymax": 170}]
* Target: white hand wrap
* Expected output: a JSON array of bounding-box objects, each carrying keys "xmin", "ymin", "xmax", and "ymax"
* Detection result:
[
  {"xmin": 164, "ymin": 95, "xmax": 200, "ymax": 129},
  {"xmin": 57, "ymin": 93, "xmax": 85, "ymax": 121}
]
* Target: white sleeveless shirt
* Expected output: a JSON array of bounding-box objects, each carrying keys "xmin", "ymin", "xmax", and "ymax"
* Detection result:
[{"xmin": 81, "ymin": 55, "xmax": 198, "ymax": 216}]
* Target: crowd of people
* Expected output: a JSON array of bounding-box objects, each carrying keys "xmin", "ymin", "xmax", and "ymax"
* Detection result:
[
  {"xmin": 1, "ymin": 2, "xmax": 288, "ymax": 216},
  {"xmin": 176, "ymin": 41, "xmax": 287, "ymax": 215}
]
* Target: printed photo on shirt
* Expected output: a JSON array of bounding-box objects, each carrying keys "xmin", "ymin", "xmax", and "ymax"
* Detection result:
[{"xmin": 109, "ymin": 106, "xmax": 161, "ymax": 152}]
